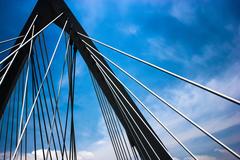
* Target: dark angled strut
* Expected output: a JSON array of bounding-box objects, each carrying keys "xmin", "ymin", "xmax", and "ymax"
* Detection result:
[{"xmin": 0, "ymin": 0, "xmax": 172, "ymax": 159}]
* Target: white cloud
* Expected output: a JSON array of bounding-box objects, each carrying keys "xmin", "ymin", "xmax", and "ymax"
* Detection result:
[
  {"xmin": 77, "ymin": 151, "xmax": 95, "ymax": 160},
  {"xmin": 142, "ymin": 62, "xmax": 240, "ymax": 153},
  {"xmin": 171, "ymin": 112, "xmax": 240, "ymax": 144},
  {"xmin": 3, "ymin": 135, "xmax": 114, "ymax": 160},
  {"xmin": 170, "ymin": 0, "xmax": 196, "ymax": 24},
  {"xmin": 71, "ymin": 0, "xmax": 106, "ymax": 32},
  {"xmin": 145, "ymin": 37, "xmax": 226, "ymax": 67},
  {"xmin": 191, "ymin": 44, "xmax": 218, "ymax": 64},
  {"xmin": 173, "ymin": 157, "xmax": 181, "ymax": 160},
  {"xmin": 214, "ymin": 148, "xmax": 228, "ymax": 154},
  {"xmin": 73, "ymin": 117, "xmax": 116, "ymax": 160},
  {"xmin": 196, "ymin": 155, "xmax": 217, "ymax": 160},
  {"xmin": 109, "ymin": 0, "xmax": 167, "ymax": 15},
  {"xmin": 146, "ymin": 37, "xmax": 189, "ymax": 65},
  {"xmin": 0, "ymin": 150, "xmax": 95, "ymax": 160},
  {"xmin": 119, "ymin": 24, "xmax": 139, "ymax": 35}
]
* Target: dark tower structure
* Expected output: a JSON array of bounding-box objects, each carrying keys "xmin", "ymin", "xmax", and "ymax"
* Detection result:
[{"xmin": 0, "ymin": 1, "xmax": 172, "ymax": 159}]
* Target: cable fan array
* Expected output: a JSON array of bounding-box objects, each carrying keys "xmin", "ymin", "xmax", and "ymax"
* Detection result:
[
  {"xmin": 78, "ymin": 33, "xmax": 240, "ymax": 160},
  {"xmin": 0, "ymin": 5, "xmax": 239, "ymax": 160},
  {"xmin": 0, "ymin": 14, "xmax": 78, "ymax": 160}
]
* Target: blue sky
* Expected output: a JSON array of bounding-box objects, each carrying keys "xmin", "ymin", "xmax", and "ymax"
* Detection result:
[{"xmin": 0, "ymin": 0, "xmax": 240, "ymax": 159}]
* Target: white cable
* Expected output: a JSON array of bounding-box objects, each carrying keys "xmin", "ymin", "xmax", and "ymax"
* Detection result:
[
  {"xmin": 87, "ymin": 48, "xmax": 173, "ymax": 159},
  {"xmin": 0, "ymin": 13, "xmax": 63, "ymax": 66},
  {"xmin": 45, "ymin": 35, "xmax": 70, "ymax": 160},
  {"xmin": 82, "ymin": 40, "xmax": 240, "ymax": 159},
  {"xmin": 17, "ymin": 25, "xmax": 35, "ymax": 144},
  {"xmin": 90, "ymin": 50, "xmax": 197, "ymax": 160},
  {"xmin": 0, "ymin": 15, "xmax": 38, "ymax": 85},
  {"xmin": 12, "ymin": 19, "xmax": 68, "ymax": 160},
  {"xmin": 0, "ymin": 42, "xmax": 21, "ymax": 54},
  {"xmin": 0, "ymin": 35, "xmax": 24, "ymax": 44},
  {"xmin": 78, "ymin": 32, "xmax": 240, "ymax": 105}
]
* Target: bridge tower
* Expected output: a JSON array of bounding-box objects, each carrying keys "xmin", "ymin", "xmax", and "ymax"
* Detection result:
[{"xmin": 0, "ymin": 0, "xmax": 172, "ymax": 159}]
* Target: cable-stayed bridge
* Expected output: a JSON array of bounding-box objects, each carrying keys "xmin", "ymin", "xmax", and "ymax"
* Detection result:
[{"xmin": 0, "ymin": 0, "xmax": 239, "ymax": 160}]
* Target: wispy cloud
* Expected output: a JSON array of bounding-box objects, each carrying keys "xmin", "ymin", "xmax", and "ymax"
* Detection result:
[
  {"xmin": 77, "ymin": 150, "xmax": 95, "ymax": 160},
  {"xmin": 1, "ymin": 117, "xmax": 116, "ymax": 160},
  {"xmin": 119, "ymin": 24, "xmax": 139, "ymax": 36},
  {"xmin": 169, "ymin": 0, "xmax": 196, "ymax": 24},
  {"xmin": 141, "ymin": 62, "xmax": 240, "ymax": 157},
  {"xmin": 185, "ymin": 155, "xmax": 217, "ymax": 160},
  {"xmin": 145, "ymin": 37, "xmax": 190, "ymax": 65},
  {"xmin": 72, "ymin": 117, "xmax": 115, "ymax": 160},
  {"xmin": 70, "ymin": 0, "xmax": 106, "ymax": 32},
  {"xmin": 0, "ymin": 149, "xmax": 96, "ymax": 160}
]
